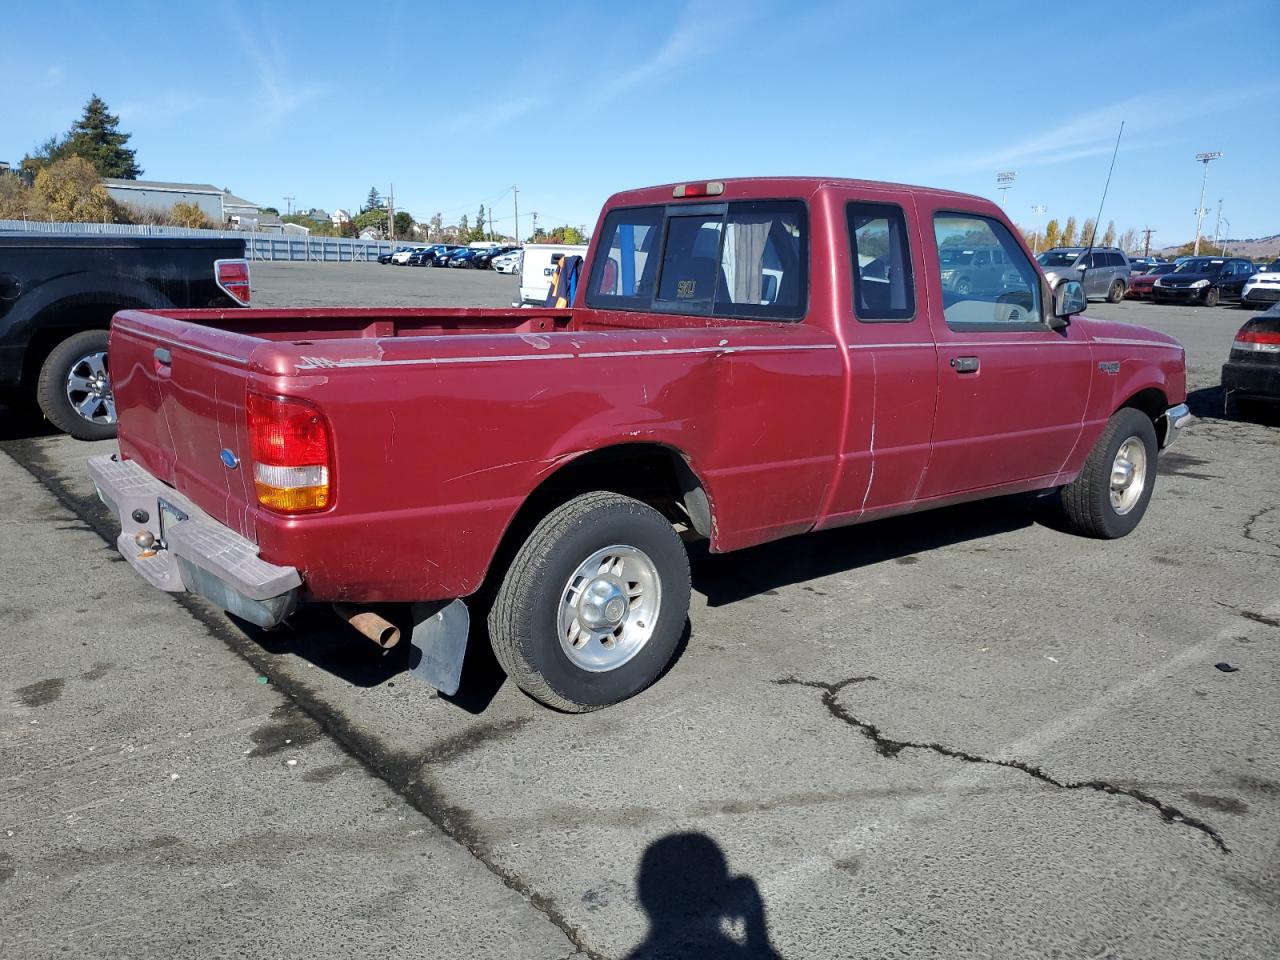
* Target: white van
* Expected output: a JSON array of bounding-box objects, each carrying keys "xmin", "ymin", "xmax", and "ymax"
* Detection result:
[{"xmin": 516, "ymin": 243, "xmax": 590, "ymax": 305}]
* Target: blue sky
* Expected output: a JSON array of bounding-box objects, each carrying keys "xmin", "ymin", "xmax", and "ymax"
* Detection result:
[{"xmin": 4, "ymin": 0, "xmax": 1277, "ymax": 245}]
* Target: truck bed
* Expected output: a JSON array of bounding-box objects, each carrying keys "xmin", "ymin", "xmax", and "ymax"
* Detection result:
[{"xmin": 109, "ymin": 305, "xmax": 842, "ymax": 601}]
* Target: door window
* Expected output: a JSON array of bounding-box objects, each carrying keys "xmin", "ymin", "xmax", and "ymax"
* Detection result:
[
  {"xmin": 933, "ymin": 213, "xmax": 1043, "ymax": 330},
  {"xmin": 847, "ymin": 202, "xmax": 915, "ymax": 322},
  {"xmin": 588, "ymin": 205, "xmax": 663, "ymax": 308}
]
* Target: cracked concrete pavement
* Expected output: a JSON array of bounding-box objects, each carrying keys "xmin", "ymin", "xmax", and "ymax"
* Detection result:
[{"xmin": 2, "ymin": 264, "xmax": 1278, "ymax": 958}]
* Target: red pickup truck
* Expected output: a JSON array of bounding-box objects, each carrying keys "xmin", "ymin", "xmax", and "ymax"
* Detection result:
[{"xmin": 89, "ymin": 177, "xmax": 1190, "ymax": 711}]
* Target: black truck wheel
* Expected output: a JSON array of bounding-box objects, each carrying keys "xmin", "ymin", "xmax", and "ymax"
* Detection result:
[
  {"xmin": 36, "ymin": 330, "xmax": 117, "ymax": 440},
  {"xmin": 488, "ymin": 492, "xmax": 691, "ymax": 711},
  {"xmin": 1058, "ymin": 408, "xmax": 1158, "ymax": 539}
]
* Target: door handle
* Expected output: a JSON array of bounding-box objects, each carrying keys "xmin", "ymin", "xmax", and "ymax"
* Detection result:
[{"xmin": 950, "ymin": 356, "xmax": 980, "ymax": 373}]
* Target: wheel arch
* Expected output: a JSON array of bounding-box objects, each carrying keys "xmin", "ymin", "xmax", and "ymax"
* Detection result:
[
  {"xmin": 1118, "ymin": 386, "xmax": 1169, "ymax": 446},
  {"xmin": 480, "ymin": 442, "xmax": 714, "ymax": 592}
]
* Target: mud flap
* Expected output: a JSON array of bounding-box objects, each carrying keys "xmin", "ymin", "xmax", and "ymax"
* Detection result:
[{"xmin": 407, "ymin": 599, "xmax": 470, "ymax": 696}]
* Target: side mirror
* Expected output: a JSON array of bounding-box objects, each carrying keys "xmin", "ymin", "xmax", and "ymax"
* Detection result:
[{"xmin": 1053, "ymin": 279, "xmax": 1087, "ymax": 321}]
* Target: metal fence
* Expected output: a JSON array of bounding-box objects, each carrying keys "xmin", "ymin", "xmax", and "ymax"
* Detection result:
[{"xmin": 0, "ymin": 219, "xmax": 394, "ymax": 262}]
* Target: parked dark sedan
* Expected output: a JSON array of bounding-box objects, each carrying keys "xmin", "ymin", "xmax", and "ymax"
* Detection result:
[
  {"xmin": 431, "ymin": 246, "xmax": 466, "ymax": 267},
  {"xmin": 448, "ymin": 248, "xmax": 482, "ymax": 268},
  {"xmin": 1222, "ymin": 301, "xmax": 1280, "ymax": 411},
  {"xmin": 472, "ymin": 246, "xmax": 517, "ymax": 269},
  {"xmin": 1151, "ymin": 256, "xmax": 1255, "ymax": 307},
  {"xmin": 409, "ymin": 244, "xmax": 456, "ymax": 266}
]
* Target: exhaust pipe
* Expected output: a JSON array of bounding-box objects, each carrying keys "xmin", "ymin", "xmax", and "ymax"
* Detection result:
[{"xmin": 333, "ymin": 604, "xmax": 401, "ymax": 649}]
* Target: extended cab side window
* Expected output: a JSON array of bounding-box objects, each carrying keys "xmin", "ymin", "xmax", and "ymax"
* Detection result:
[
  {"xmin": 847, "ymin": 202, "xmax": 915, "ymax": 322},
  {"xmin": 933, "ymin": 213, "xmax": 1042, "ymax": 331},
  {"xmin": 587, "ymin": 206, "xmax": 664, "ymax": 309},
  {"xmin": 586, "ymin": 200, "xmax": 808, "ymax": 321}
]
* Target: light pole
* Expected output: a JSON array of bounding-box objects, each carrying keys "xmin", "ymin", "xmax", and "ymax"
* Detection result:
[
  {"xmin": 1192, "ymin": 151, "xmax": 1222, "ymax": 256},
  {"xmin": 1030, "ymin": 204, "xmax": 1047, "ymax": 254},
  {"xmin": 996, "ymin": 171, "xmax": 1016, "ymax": 208},
  {"xmin": 1219, "ymin": 217, "xmax": 1231, "ymax": 256}
]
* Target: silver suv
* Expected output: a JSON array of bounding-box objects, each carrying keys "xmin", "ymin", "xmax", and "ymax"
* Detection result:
[{"xmin": 1036, "ymin": 247, "xmax": 1131, "ymax": 302}]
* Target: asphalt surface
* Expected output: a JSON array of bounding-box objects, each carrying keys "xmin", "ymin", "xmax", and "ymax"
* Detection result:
[{"xmin": 2, "ymin": 265, "xmax": 1278, "ymax": 959}]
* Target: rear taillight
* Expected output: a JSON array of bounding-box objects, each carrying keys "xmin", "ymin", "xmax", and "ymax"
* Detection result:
[
  {"xmin": 216, "ymin": 258, "xmax": 251, "ymax": 305},
  {"xmin": 1233, "ymin": 329, "xmax": 1280, "ymax": 353},
  {"xmin": 246, "ymin": 393, "xmax": 332, "ymax": 512}
]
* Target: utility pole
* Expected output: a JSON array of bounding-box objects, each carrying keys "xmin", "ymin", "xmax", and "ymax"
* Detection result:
[
  {"xmin": 1219, "ymin": 218, "xmax": 1231, "ymax": 256},
  {"xmin": 1141, "ymin": 227, "xmax": 1155, "ymax": 257},
  {"xmin": 531, "ymin": 212, "xmax": 538, "ymax": 240},
  {"xmin": 512, "ymin": 185, "xmax": 520, "ymax": 247},
  {"xmin": 1192, "ymin": 151, "xmax": 1222, "ymax": 256},
  {"xmin": 488, "ymin": 207, "xmax": 495, "ymax": 242},
  {"xmin": 1212, "ymin": 199, "xmax": 1223, "ymax": 254},
  {"xmin": 284, "ymin": 196, "xmax": 295, "ymax": 216},
  {"xmin": 387, "ymin": 183, "xmax": 395, "ymax": 241}
]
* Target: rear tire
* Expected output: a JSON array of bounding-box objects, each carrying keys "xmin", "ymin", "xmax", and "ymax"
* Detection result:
[
  {"xmin": 488, "ymin": 492, "xmax": 691, "ymax": 712},
  {"xmin": 1058, "ymin": 408, "xmax": 1158, "ymax": 539},
  {"xmin": 1107, "ymin": 279, "xmax": 1125, "ymax": 303},
  {"xmin": 36, "ymin": 330, "xmax": 117, "ymax": 441},
  {"xmin": 1203, "ymin": 287, "xmax": 1220, "ymax": 308}
]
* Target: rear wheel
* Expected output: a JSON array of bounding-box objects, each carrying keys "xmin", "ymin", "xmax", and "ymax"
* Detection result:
[
  {"xmin": 1107, "ymin": 279, "xmax": 1125, "ymax": 303},
  {"xmin": 1057, "ymin": 408, "xmax": 1158, "ymax": 539},
  {"xmin": 1203, "ymin": 287, "xmax": 1220, "ymax": 308},
  {"xmin": 955, "ymin": 278, "xmax": 971, "ymax": 295},
  {"xmin": 36, "ymin": 330, "xmax": 117, "ymax": 441},
  {"xmin": 488, "ymin": 492, "xmax": 691, "ymax": 711}
]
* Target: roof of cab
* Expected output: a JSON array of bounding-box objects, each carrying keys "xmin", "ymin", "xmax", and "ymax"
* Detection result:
[{"xmin": 604, "ymin": 176, "xmax": 994, "ymax": 209}]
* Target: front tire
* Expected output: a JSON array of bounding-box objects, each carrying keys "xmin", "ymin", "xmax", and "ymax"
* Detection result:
[
  {"xmin": 1058, "ymin": 408, "xmax": 1158, "ymax": 539},
  {"xmin": 36, "ymin": 330, "xmax": 117, "ymax": 441},
  {"xmin": 1107, "ymin": 279, "xmax": 1125, "ymax": 303},
  {"xmin": 488, "ymin": 492, "xmax": 691, "ymax": 711},
  {"xmin": 1203, "ymin": 287, "xmax": 1220, "ymax": 308}
]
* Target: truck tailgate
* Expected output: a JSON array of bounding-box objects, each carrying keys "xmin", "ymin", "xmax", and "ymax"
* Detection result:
[{"xmin": 110, "ymin": 315, "xmax": 260, "ymax": 540}]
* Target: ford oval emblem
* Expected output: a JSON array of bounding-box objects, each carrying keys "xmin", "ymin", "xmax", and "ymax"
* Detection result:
[{"xmin": 219, "ymin": 449, "xmax": 240, "ymax": 469}]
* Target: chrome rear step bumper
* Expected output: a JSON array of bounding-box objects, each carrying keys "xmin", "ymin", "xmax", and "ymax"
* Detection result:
[{"xmin": 87, "ymin": 454, "xmax": 300, "ymax": 627}]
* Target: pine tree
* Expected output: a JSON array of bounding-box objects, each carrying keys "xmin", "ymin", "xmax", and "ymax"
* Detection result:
[
  {"xmin": 23, "ymin": 95, "xmax": 142, "ymax": 179},
  {"xmin": 364, "ymin": 187, "xmax": 382, "ymax": 213},
  {"xmin": 475, "ymin": 204, "xmax": 487, "ymax": 241}
]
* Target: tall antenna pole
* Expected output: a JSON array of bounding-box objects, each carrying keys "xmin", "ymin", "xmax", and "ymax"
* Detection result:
[{"xmin": 1192, "ymin": 151, "xmax": 1222, "ymax": 256}]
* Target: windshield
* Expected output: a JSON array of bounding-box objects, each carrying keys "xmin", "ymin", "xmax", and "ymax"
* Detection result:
[
  {"xmin": 938, "ymin": 249, "xmax": 975, "ymax": 266},
  {"xmin": 1146, "ymin": 264, "xmax": 1177, "ymax": 275},
  {"xmin": 1266, "ymin": 260, "xmax": 1280, "ymax": 273},
  {"xmin": 1037, "ymin": 251, "xmax": 1080, "ymax": 267},
  {"xmin": 1172, "ymin": 258, "xmax": 1224, "ymax": 274}
]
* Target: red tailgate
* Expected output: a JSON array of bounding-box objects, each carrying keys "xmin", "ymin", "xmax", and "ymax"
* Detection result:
[{"xmin": 110, "ymin": 313, "xmax": 260, "ymax": 540}]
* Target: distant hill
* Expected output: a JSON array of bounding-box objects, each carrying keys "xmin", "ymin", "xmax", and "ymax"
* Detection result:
[{"xmin": 1155, "ymin": 233, "xmax": 1280, "ymax": 260}]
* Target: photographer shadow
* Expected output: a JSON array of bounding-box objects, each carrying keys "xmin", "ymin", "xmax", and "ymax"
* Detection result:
[{"xmin": 628, "ymin": 832, "xmax": 783, "ymax": 960}]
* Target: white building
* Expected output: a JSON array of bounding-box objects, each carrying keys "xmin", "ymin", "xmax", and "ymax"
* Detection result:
[{"xmin": 332, "ymin": 209, "xmax": 351, "ymax": 226}]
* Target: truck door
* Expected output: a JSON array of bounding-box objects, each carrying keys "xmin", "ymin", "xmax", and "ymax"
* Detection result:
[
  {"xmin": 818, "ymin": 194, "xmax": 938, "ymax": 526},
  {"xmin": 918, "ymin": 209, "xmax": 1093, "ymax": 497}
]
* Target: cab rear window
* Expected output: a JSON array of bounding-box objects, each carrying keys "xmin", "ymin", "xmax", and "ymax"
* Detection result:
[{"xmin": 586, "ymin": 200, "xmax": 808, "ymax": 321}]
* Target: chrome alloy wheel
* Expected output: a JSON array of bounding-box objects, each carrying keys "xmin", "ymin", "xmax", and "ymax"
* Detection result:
[
  {"xmin": 558, "ymin": 545, "xmax": 662, "ymax": 673},
  {"xmin": 65, "ymin": 351, "xmax": 116, "ymax": 425},
  {"xmin": 1109, "ymin": 436, "xmax": 1148, "ymax": 515}
]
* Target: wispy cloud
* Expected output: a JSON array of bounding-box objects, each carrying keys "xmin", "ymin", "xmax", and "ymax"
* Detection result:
[
  {"xmin": 226, "ymin": 2, "xmax": 326, "ymax": 121},
  {"xmin": 442, "ymin": 96, "xmax": 546, "ymax": 135}
]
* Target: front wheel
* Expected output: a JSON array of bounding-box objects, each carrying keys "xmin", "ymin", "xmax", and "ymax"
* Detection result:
[
  {"xmin": 36, "ymin": 330, "xmax": 117, "ymax": 440},
  {"xmin": 1203, "ymin": 287, "xmax": 1220, "ymax": 308},
  {"xmin": 1057, "ymin": 408, "xmax": 1158, "ymax": 539},
  {"xmin": 488, "ymin": 492, "xmax": 691, "ymax": 711},
  {"xmin": 1107, "ymin": 279, "xmax": 1125, "ymax": 303}
]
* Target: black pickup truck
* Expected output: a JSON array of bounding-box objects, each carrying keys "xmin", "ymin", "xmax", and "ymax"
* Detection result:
[{"xmin": 0, "ymin": 234, "xmax": 249, "ymax": 439}]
